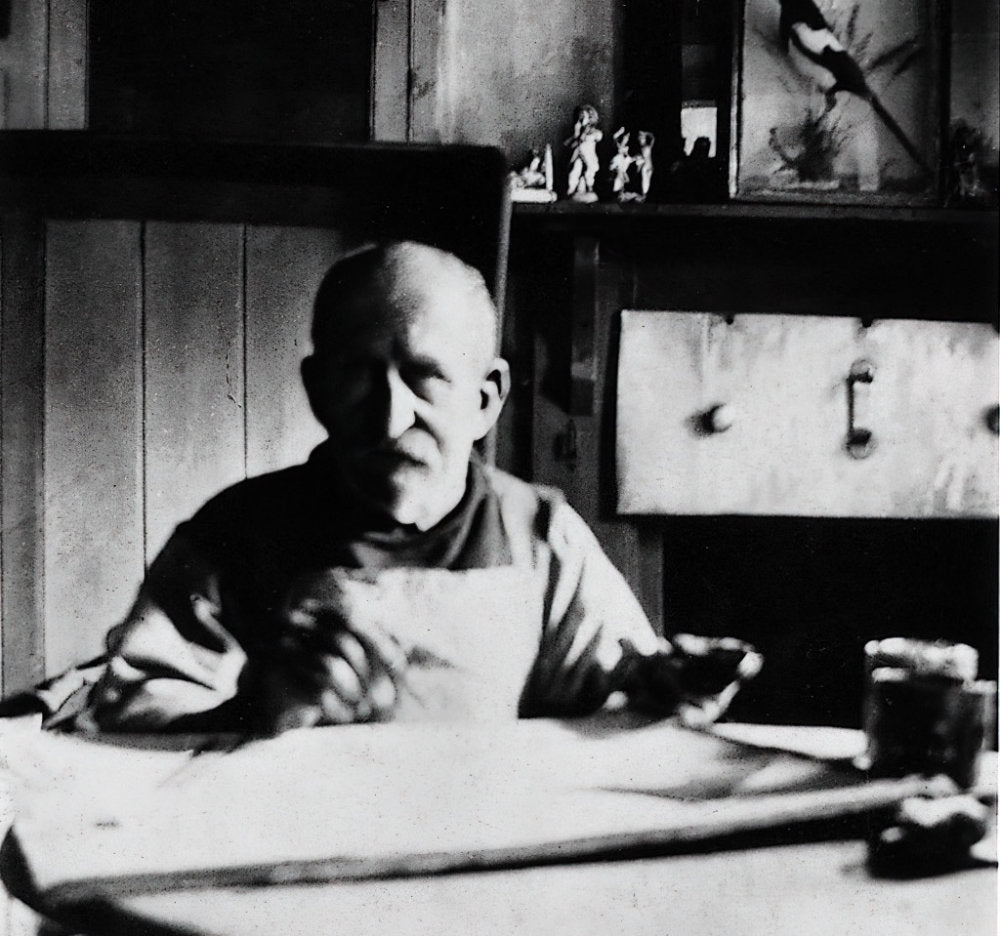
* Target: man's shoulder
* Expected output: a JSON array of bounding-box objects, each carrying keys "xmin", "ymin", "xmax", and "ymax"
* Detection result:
[
  {"xmin": 481, "ymin": 467, "xmax": 611, "ymax": 586},
  {"xmin": 198, "ymin": 462, "xmax": 311, "ymax": 514},
  {"xmin": 481, "ymin": 464, "xmax": 566, "ymax": 513},
  {"xmin": 181, "ymin": 461, "xmax": 315, "ymax": 545},
  {"xmin": 480, "ymin": 465, "xmax": 595, "ymax": 546}
]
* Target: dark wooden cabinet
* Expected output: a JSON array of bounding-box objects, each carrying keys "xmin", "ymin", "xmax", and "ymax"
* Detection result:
[{"xmin": 501, "ymin": 202, "xmax": 998, "ymax": 726}]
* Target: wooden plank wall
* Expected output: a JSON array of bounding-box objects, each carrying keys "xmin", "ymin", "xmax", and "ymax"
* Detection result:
[
  {"xmin": 0, "ymin": 220, "xmax": 47, "ymax": 694},
  {"xmin": 44, "ymin": 221, "xmax": 143, "ymax": 677},
  {"xmin": 0, "ymin": 0, "xmax": 48, "ymax": 129},
  {"xmin": 372, "ymin": 0, "xmax": 411, "ymax": 141},
  {"xmin": 143, "ymin": 223, "xmax": 246, "ymax": 562},
  {"xmin": 1, "ymin": 221, "xmax": 340, "ymax": 689},
  {"xmin": 0, "ymin": 0, "xmax": 87, "ymax": 131},
  {"xmin": 0, "ymin": 0, "xmax": 88, "ymax": 713},
  {"xmin": 245, "ymin": 228, "xmax": 343, "ymax": 478},
  {"xmin": 2, "ymin": 24, "xmax": 102, "ymax": 925}
]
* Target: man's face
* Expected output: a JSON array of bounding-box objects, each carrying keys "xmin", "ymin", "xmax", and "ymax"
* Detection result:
[{"xmin": 305, "ymin": 284, "xmax": 506, "ymax": 529}]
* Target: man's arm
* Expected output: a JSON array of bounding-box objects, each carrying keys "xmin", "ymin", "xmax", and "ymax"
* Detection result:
[
  {"xmin": 519, "ymin": 496, "xmax": 761, "ymax": 720},
  {"xmin": 73, "ymin": 530, "xmax": 249, "ymax": 732},
  {"xmin": 76, "ymin": 532, "xmax": 408, "ymax": 734},
  {"xmin": 0, "ymin": 529, "xmax": 249, "ymax": 732},
  {"xmin": 518, "ymin": 498, "xmax": 664, "ymax": 717}
]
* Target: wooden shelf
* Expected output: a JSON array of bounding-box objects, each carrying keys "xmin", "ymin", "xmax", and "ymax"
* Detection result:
[
  {"xmin": 511, "ymin": 196, "xmax": 998, "ymax": 327},
  {"xmin": 509, "ymin": 194, "xmax": 998, "ymax": 420},
  {"xmin": 514, "ymin": 199, "xmax": 999, "ymax": 227}
]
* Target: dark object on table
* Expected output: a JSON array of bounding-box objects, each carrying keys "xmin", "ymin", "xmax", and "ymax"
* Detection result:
[
  {"xmin": 862, "ymin": 638, "xmax": 987, "ymax": 790},
  {"xmin": 868, "ymin": 782, "xmax": 993, "ymax": 877},
  {"xmin": 864, "ymin": 671, "xmax": 987, "ymax": 790}
]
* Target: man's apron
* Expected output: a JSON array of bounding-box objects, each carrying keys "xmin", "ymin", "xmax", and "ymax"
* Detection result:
[{"xmin": 282, "ymin": 567, "xmax": 545, "ymax": 721}]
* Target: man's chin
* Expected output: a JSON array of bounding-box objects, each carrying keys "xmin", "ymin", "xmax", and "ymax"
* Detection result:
[
  {"xmin": 348, "ymin": 463, "xmax": 431, "ymax": 522},
  {"xmin": 370, "ymin": 489, "xmax": 437, "ymax": 529}
]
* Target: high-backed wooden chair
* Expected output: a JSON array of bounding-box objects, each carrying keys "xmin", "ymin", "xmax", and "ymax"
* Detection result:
[{"xmin": 0, "ymin": 133, "xmax": 511, "ymax": 692}]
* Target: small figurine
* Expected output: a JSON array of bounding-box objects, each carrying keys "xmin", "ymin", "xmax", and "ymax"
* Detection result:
[
  {"xmin": 610, "ymin": 127, "xmax": 633, "ymax": 200},
  {"xmin": 509, "ymin": 144, "xmax": 556, "ymax": 203},
  {"xmin": 612, "ymin": 127, "xmax": 656, "ymax": 203},
  {"xmin": 635, "ymin": 130, "xmax": 655, "ymax": 200},
  {"xmin": 565, "ymin": 104, "xmax": 603, "ymax": 202}
]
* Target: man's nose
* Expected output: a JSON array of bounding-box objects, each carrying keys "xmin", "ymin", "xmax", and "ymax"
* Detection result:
[{"xmin": 383, "ymin": 366, "xmax": 418, "ymax": 439}]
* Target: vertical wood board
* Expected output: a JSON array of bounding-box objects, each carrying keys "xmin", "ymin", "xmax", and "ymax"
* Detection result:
[
  {"xmin": 244, "ymin": 227, "xmax": 342, "ymax": 477},
  {"xmin": 0, "ymin": 0, "xmax": 47, "ymax": 128},
  {"xmin": 529, "ymin": 248, "xmax": 663, "ymax": 628},
  {"xmin": 143, "ymin": 223, "xmax": 245, "ymax": 562},
  {"xmin": 43, "ymin": 221, "xmax": 143, "ymax": 675},
  {"xmin": 409, "ymin": 0, "xmax": 444, "ymax": 142},
  {"xmin": 0, "ymin": 219, "xmax": 46, "ymax": 694},
  {"xmin": 46, "ymin": 0, "xmax": 88, "ymax": 129},
  {"xmin": 372, "ymin": 0, "xmax": 410, "ymax": 141},
  {"xmin": 569, "ymin": 237, "xmax": 598, "ymax": 416},
  {"xmin": 1, "ymin": 224, "xmax": 3, "ymax": 688}
]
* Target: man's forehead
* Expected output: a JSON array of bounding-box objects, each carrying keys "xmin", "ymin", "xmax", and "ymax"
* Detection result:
[
  {"xmin": 312, "ymin": 243, "xmax": 498, "ymax": 364},
  {"xmin": 337, "ymin": 275, "xmax": 491, "ymax": 339},
  {"xmin": 342, "ymin": 285, "xmax": 479, "ymax": 332},
  {"xmin": 322, "ymin": 294, "xmax": 489, "ymax": 371}
]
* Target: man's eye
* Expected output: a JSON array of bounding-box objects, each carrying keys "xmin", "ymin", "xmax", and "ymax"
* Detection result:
[
  {"xmin": 331, "ymin": 359, "xmax": 373, "ymax": 383},
  {"xmin": 402, "ymin": 364, "xmax": 449, "ymax": 392},
  {"xmin": 324, "ymin": 360, "xmax": 376, "ymax": 401}
]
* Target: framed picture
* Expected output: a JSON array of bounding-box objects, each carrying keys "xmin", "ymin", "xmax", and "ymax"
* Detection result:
[{"xmin": 729, "ymin": 0, "xmax": 942, "ymax": 203}]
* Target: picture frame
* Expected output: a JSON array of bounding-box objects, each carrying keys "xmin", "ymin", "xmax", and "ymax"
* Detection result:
[{"xmin": 729, "ymin": 0, "xmax": 943, "ymax": 204}]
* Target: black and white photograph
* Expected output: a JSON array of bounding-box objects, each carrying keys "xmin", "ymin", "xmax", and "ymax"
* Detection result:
[{"xmin": 0, "ymin": 1, "xmax": 997, "ymax": 934}]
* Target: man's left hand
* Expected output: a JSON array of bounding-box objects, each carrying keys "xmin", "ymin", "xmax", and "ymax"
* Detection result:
[{"xmin": 618, "ymin": 634, "xmax": 763, "ymax": 726}]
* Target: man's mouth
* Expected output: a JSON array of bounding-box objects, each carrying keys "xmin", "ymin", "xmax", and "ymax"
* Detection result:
[{"xmin": 365, "ymin": 448, "xmax": 426, "ymax": 469}]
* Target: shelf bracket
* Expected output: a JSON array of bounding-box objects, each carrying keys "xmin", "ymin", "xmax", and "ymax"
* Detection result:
[{"xmin": 569, "ymin": 235, "xmax": 599, "ymax": 416}]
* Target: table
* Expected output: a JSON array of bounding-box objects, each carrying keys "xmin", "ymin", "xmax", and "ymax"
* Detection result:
[
  {"xmin": 38, "ymin": 839, "xmax": 996, "ymax": 936},
  {"xmin": 1, "ymin": 718, "xmax": 995, "ymax": 936}
]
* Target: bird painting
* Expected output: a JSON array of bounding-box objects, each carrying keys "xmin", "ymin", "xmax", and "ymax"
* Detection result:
[{"xmin": 778, "ymin": 0, "xmax": 932, "ymax": 177}]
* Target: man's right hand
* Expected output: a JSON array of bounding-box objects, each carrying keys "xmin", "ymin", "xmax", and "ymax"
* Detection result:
[{"xmin": 253, "ymin": 612, "xmax": 406, "ymax": 734}]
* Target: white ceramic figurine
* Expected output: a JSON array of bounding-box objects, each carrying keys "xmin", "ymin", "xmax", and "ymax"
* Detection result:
[{"xmin": 565, "ymin": 104, "xmax": 603, "ymax": 202}]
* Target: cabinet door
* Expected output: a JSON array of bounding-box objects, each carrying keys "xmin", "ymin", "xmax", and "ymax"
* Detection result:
[{"xmin": 617, "ymin": 312, "xmax": 999, "ymax": 518}]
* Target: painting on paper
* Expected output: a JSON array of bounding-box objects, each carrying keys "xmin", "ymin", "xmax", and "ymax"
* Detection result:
[{"xmin": 731, "ymin": 0, "xmax": 940, "ymax": 203}]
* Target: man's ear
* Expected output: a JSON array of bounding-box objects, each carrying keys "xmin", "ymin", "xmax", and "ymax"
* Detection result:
[
  {"xmin": 301, "ymin": 356, "xmax": 331, "ymax": 431},
  {"xmin": 474, "ymin": 357, "xmax": 511, "ymax": 439}
]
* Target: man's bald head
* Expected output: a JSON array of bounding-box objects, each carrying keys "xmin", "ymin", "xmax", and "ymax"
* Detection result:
[{"xmin": 311, "ymin": 242, "xmax": 499, "ymax": 369}]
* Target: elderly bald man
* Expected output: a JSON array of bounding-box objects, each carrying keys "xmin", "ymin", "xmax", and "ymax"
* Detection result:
[{"xmin": 6, "ymin": 242, "xmax": 759, "ymax": 734}]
